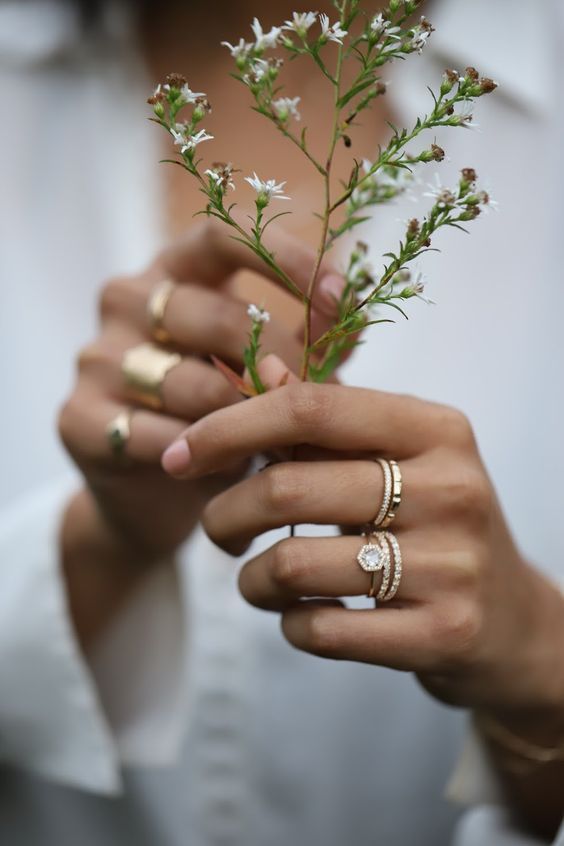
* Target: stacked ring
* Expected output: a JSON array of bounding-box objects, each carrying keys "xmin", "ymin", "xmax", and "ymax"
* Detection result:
[
  {"xmin": 357, "ymin": 530, "xmax": 403, "ymax": 603},
  {"xmin": 373, "ymin": 458, "xmax": 403, "ymax": 529}
]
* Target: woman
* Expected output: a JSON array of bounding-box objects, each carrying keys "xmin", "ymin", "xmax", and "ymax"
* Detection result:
[{"xmin": 0, "ymin": 0, "xmax": 562, "ymax": 843}]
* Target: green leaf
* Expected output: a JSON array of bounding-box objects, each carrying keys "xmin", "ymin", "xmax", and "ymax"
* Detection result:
[{"xmin": 338, "ymin": 78, "xmax": 375, "ymax": 108}]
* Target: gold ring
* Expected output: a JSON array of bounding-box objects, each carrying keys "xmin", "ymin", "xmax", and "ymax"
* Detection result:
[
  {"xmin": 357, "ymin": 530, "xmax": 402, "ymax": 603},
  {"xmin": 121, "ymin": 342, "xmax": 182, "ymax": 410},
  {"xmin": 147, "ymin": 279, "xmax": 175, "ymax": 344},
  {"xmin": 373, "ymin": 458, "xmax": 402, "ymax": 529},
  {"xmin": 357, "ymin": 533, "xmax": 391, "ymax": 601},
  {"xmin": 106, "ymin": 408, "xmax": 133, "ymax": 457}
]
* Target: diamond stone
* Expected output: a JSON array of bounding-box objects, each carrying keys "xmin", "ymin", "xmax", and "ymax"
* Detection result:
[{"xmin": 357, "ymin": 543, "xmax": 383, "ymax": 572}]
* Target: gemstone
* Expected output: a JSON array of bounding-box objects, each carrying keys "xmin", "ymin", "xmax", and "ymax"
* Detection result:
[{"xmin": 357, "ymin": 543, "xmax": 383, "ymax": 572}]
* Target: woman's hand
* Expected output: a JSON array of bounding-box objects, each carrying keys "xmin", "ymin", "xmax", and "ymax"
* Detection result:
[
  {"xmin": 162, "ymin": 375, "xmax": 564, "ymax": 721},
  {"xmin": 58, "ymin": 223, "xmax": 343, "ymax": 645}
]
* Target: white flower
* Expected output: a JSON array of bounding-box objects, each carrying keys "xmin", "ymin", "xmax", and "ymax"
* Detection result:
[
  {"xmin": 170, "ymin": 124, "xmax": 213, "ymax": 154},
  {"xmin": 245, "ymin": 172, "xmax": 291, "ymax": 202},
  {"xmin": 282, "ymin": 11, "xmax": 318, "ymax": 34},
  {"xmin": 407, "ymin": 271, "xmax": 434, "ymax": 304},
  {"xmin": 319, "ymin": 13, "xmax": 348, "ymax": 44},
  {"xmin": 221, "ymin": 38, "xmax": 253, "ymax": 60},
  {"xmin": 247, "ymin": 303, "xmax": 271, "ymax": 323},
  {"xmin": 457, "ymin": 102, "xmax": 480, "ymax": 131},
  {"xmin": 179, "ymin": 84, "xmax": 206, "ymax": 105},
  {"xmin": 243, "ymin": 58, "xmax": 278, "ymax": 86},
  {"xmin": 408, "ymin": 17, "xmax": 434, "ymax": 54},
  {"xmin": 423, "ymin": 174, "xmax": 456, "ymax": 208},
  {"xmin": 251, "ymin": 17, "xmax": 282, "ymax": 50},
  {"xmin": 272, "ymin": 96, "xmax": 301, "ymax": 121}
]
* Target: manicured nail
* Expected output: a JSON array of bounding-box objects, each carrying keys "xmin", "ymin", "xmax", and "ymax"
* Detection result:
[
  {"xmin": 162, "ymin": 439, "xmax": 191, "ymax": 476},
  {"xmin": 319, "ymin": 273, "xmax": 346, "ymax": 311}
]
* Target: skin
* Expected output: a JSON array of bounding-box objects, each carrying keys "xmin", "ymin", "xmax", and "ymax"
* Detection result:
[
  {"xmin": 60, "ymin": 221, "xmax": 343, "ymax": 646},
  {"xmin": 60, "ymin": 0, "xmax": 563, "ymax": 837},
  {"xmin": 162, "ymin": 359, "xmax": 564, "ymax": 838}
]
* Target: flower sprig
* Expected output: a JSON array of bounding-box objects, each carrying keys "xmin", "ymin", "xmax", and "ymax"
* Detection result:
[{"xmin": 148, "ymin": 1, "xmax": 497, "ymax": 388}]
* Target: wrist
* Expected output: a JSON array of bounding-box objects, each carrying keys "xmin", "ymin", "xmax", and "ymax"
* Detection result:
[{"xmin": 60, "ymin": 489, "xmax": 165, "ymax": 650}]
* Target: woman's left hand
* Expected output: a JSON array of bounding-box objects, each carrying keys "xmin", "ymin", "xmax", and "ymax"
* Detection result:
[{"xmin": 161, "ymin": 370, "xmax": 564, "ymax": 718}]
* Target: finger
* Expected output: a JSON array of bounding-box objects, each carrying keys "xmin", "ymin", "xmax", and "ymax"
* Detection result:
[
  {"xmin": 203, "ymin": 459, "xmax": 419, "ymax": 555},
  {"xmin": 104, "ymin": 281, "xmax": 307, "ymax": 374},
  {"xmin": 238, "ymin": 530, "xmax": 452, "ymax": 611},
  {"xmin": 78, "ymin": 331, "xmax": 244, "ymax": 420},
  {"xmin": 280, "ymin": 602, "xmax": 440, "ymax": 672},
  {"xmin": 157, "ymin": 219, "xmax": 344, "ymax": 317},
  {"xmin": 255, "ymin": 353, "xmax": 300, "ymax": 390},
  {"xmin": 59, "ymin": 389, "xmax": 187, "ymax": 466},
  {"xmin": 161, "ymin": 383, "xmax": 449, "ymax": 479}
]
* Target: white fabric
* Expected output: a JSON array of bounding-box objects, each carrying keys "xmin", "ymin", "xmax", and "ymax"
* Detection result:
[{"xmin": 0, "ymin": 0, "xmax": 562, "ymax": 843}]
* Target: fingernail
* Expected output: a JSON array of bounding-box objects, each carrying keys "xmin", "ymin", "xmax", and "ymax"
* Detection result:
[
  {"xmin": 162, "ymin": 439, "xmax": 191, "ymax": 476},
  {"xmin": 319, "ymin": 273, "xmax": 346, "ymax": 311}
]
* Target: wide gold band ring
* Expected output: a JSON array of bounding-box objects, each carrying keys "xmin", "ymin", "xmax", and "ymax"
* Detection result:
[
  {"xmin": 121, "ymin": 342, "xmax": 182, "ymax": 411},
  {"xmin": 147, "ymin": 279, "xmax": 175, "ymax": 344}
]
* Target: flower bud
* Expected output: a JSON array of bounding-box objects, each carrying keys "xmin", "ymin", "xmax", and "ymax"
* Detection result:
[
  {"xmin": 479, "ymin": 77, "xmax": 498, "ymax": 94},
  {"xmin": 458, "ymin": 206, "xmax": 481, "ymax": 221},
  {"xmin": 389, "ymin": 0, "xmax": 401, "ymax": 13},
  {"xmin": 440, "ymin": 68, "xmax": 459, "ymax": 95},
  {"xmin": 153, "ymin": 101, "xmax": 165, "ymax": 119},
  {"xmin": 166, "ymin": 72, "xmax": 187, "ymax": 88}
]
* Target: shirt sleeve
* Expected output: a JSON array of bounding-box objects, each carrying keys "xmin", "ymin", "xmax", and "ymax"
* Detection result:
[
  {"xmin": 453, "ymin": 806, "xmax": 564, "ymax": 846},
  {"xmin": 0, "ymin": 478, "xmax": 189, "ymax": 794},
  {"xmin": 447, "ymin": 722, "xmax": 564, "ymax": 844}
]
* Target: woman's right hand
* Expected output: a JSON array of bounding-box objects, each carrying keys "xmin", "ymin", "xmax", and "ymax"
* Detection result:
[{"xmin": 59, "ymin": 220, "xmax": 343, "ymax": 562}]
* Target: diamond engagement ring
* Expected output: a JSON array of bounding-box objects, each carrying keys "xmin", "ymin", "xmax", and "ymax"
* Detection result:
[{"xmin": 357, "ymin": 530, "xmax": 402, "ymax": 603}]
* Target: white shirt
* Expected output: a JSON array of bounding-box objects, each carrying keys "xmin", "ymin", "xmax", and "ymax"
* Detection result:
[{"xmin": 0, "ymin": 1, "xmax": 562, "ymax": 843}]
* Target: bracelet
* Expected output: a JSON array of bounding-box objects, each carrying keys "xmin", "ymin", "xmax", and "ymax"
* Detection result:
[{"xmin": 475, "ymin": 711, "xmax": 564, "ymax": 774}]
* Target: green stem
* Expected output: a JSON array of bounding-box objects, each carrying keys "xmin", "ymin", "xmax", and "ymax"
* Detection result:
[{"xmin": 300, "ymin": 3, "xmax": 348, "ymax": 381}]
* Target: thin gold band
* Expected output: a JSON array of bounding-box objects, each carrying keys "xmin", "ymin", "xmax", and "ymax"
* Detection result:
[{"xmin": 147, "ymin": 279, "xmax": 175, "ymax": 344}]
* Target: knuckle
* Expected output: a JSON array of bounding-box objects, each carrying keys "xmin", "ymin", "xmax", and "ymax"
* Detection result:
[
  {"xmin": 270, "ymin": 539, "xmax": 308, "ymax": 590},
  {"xmin": 445, "ymin": 465, "xmax": 492, "ymax": 525},
  {"xmin": 57, "ymin": 395, "xmax": 82, "ymax": 454},
  {"xmin": 302, "ymin": 609, "xmax": 341, "ymax": 655},
  {"xmin": 261, "ymin": 464, "xmax": 309, "ymax": 514},
  {"xmin": 98, "ymin": 276, "xmax": 131, "ymax": 320},
  {"xmin": 284, "ymin": 383, "xmax": 333, "ymax": 434},
  {"xmin": 76, "ymin": 341, "xmax": 107, "ymax": 373},
  {"xmin": 445, "ymin": 545, "xmax": 484, "ymax": 592},
  {"xmin": 432, "ymin": 602, "xmax": 483, "ymax": 667},
  {"xmin": 441, "ymin": 406, "xmax": 476, "ymax": 449}
]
